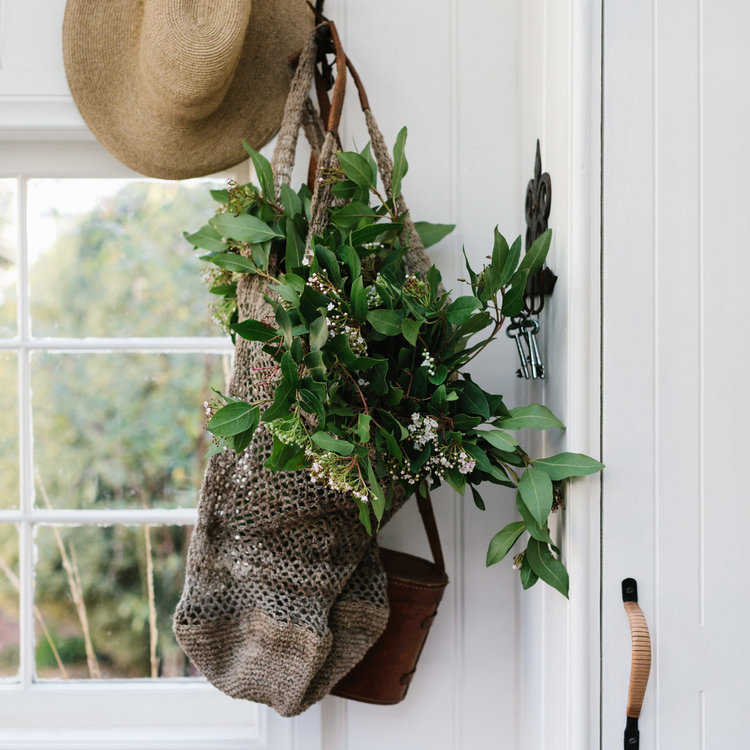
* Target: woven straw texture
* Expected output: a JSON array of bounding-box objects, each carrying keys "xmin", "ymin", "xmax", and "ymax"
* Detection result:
[
  {"xmin": 174, "ymin": 26, "xmax": 432, "ymax": 716},
  {"xmin": 62, "ymin": 0, "xmax": 312, "ymax": 179}
]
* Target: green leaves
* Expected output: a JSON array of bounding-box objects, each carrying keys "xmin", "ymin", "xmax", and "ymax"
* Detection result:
[
  {"xmin": 391, "ymin": 126, "xmax": 409, "ymax": 198},
  {"xmin": 515, "ymin": 491, "xmax": 552, "ymax": 544},
  {"xmin": 460, "ymin": 381, "xmax": 490, "ymax": 419},
  {"xmin": 271, "ymin": 300, "xmax": 292, "ymax": 347},
  {"xmin": 284, "ymin": 217, "xmax": 303, "ymax": 269},
  {"xmin": 486, "ymin": 521, "xmax": 525, "ymax": 566},
  {"xmin": 243, "ymin": 142, "xmax": 275, "ymax": 201},
  {"xmin": 231, "ymin": 318, "xmax": 277, "ymax": 342},
  {"xmin": 311, "ymin": 431, "xmax": 355, "ymax": 456},
  {"xmin": 445, "ymin": 296, "xmax": 480, "ymax": 324},
  {"xmin": 534, "ymin": 452, "xmax": 604, "ymax": 480},
  {"xmin": 210, "ymin": 213, "xmax": 283, "ymax": 244},
  {"xmin": 330, "ymin": 201, "xmax": 377, "ymax": 230},
  {"xmin": 309, "ymin": 315, "xmax": 328, "ymax": 351},
  {"xmin": 499, "ymin": 236, "xmax": 522, "ymax": 286},
  {"xmin": 499, "ymin": 404, "xmax": 564, "ymax": 431},
  {"xmin": 520, "ymin": 557, "xmax": 538, "ymax": 589},
  {"xmin": 207, "ymin": 402, "xmax": 259, "ymax": 438},
  {"xmin": 280, "ymin": 183, "xmax": 302, "ymax": 218},
  {"xmin": 500, "ymin": 268, "xmax": 529, "ymax": 317},
  {"xmin": 366, "ymin": 457, "xmax": 386, "ymax": 522},
  {"xmin": 414, "ymin": 222, "xmax": 455, "ymax": 248},
  {"xmin": 186, "ymin": 146, "xmax": 589, "ymax": 600},
  {"xmin": 367, "ymin": 309, "xmax": 404, "ymax": 336},
  {"xmin": 351, "ymin": 277, "xmax": 368, "ymax": 322},
  {"xmin": 200, "ymin": 252, "xmax": 257, "ymax": 273},
  {"xmin": 518, "ymin": 229, "xmax": 551, "ymax": 275},
  {"xmin": 357, "ymin": 414, "xmax": 372, "ymax": 443},
  {"xmin": 492, "ymin": 226, "xmax": 509, "ymax": 271},
  {"xmin": 337, "ymin": 151, "xmax": 375, "ymax": 189},
  {"xmin": 185, "ymin": 224, "xmax": 226, "ymax": 253},
  {"xmin": 518, "ymin": 466, "xmax": 554, "ymax": 528},
  {"xmin": 525, "ymin": 539, "xmax": 569, "ymax": 597},
  {"xmin": 477, "ymin": 428, "xmax": 518, "ymax": 452},
  {"xmin": 401, "ymin": 317, "xmax": 421, "ymax": 346}
]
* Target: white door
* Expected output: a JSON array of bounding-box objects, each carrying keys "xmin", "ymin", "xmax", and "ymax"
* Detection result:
[{"xmin": 602, "ymin": 1, "xmax": 750, "ymax": 747}]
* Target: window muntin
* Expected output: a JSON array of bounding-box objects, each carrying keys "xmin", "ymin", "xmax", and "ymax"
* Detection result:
[
  {"xmin": 0, "ymin": 172, "xmax": 232, "ymax": 685},
  {"xmin": 0, "ymin": 178, "xmax": 17, "ymax": 338},
  {"xmin": 0, "ymin": 143, "xmax": 300, "ymax": 748}
]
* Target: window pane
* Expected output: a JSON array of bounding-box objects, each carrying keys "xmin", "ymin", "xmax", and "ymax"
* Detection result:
[
  {"xmin": 0, "ymin": 352, "xmax": 18, "ymax": 509},
  {"xmin": 32, "ymin": 352, "xmax": 228, "ymax": 509},
  {"xmin": 28, "ymin": 179, "xmax": 223, "ymax": 337},
  {"xmin": 35, "ymin": 524, "xmax": 196, "ymax": 679},
  {"xmin": 0, "ymin": 179, "xmax": 17, "ymax": 338},
  {"xmin": 0, "ymin": 524, "xmax": 19, "ymax": 678}
]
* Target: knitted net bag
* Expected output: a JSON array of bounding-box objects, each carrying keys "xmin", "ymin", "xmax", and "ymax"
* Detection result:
[{"xmin": 173, "ymin": 22, "xmax": 434, "ymax": 717}]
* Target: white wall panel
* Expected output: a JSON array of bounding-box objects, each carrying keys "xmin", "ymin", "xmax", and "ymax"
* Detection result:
[
  {"xmin": 603, "ymin": 0, "xmax": 750, "ymax": 747},
  {"xmin": 518, "ymin": 3, "xmax": 602, "ymax": 750}
]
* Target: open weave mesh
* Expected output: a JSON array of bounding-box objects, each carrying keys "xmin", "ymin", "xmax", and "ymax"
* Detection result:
[{"xmin": 174, "ymin": 27, "xmax": 434, "ymax": 717}]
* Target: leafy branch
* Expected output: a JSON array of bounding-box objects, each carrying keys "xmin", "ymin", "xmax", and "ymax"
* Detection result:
[{"xmin": 185, "ymin": 127, "xmax": 604, "ymax": 597}]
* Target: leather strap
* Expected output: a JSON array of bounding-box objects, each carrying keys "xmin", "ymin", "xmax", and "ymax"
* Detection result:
[{"xmin": 415, "ymin": 490, "xmax": 445, "ymax": 574}]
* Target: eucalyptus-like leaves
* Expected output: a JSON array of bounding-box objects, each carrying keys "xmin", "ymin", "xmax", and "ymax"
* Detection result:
[{"xmin": 185, "ymin": 128, "xmax": 604, "ymax": 597}]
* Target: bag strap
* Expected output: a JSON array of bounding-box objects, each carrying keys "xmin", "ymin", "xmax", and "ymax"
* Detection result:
[
  {"xmin": 415, "ymin": 489, "xmax": 446, "ymax": 574},
  {"xmin": 343, "ymin": 57, "xmax": 433, "ymax": 278},
  {"xmin": 271, "ymin": 28, "xmax": 320, "ymax": 194}
]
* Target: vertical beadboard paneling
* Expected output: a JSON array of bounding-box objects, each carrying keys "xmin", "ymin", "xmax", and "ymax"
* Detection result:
[
  {"xmin": 455, "ymin": 2, "xmax": 524, "ymax": 750},
  {"xmin": 654, "ymin": 1, "xmax": 703, "ymax": 747},
  {"xmin": 604, "ymin": 0, "xmax": 750, "ymax": 747},
  {"xmin": 602, "ymin": 0, "xmax": 657, "ymax": 748},
  {"xmin": 701, "ymin": 2, "xmax": 750, "ymax": 746}
]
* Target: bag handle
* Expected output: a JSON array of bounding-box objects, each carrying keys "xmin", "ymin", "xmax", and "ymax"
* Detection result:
[
  {"xmin": 271, "ymin": 27, "xmax": 321, "ymax": 194},
  {"xmin": 302, "ymin": 21, "xmax": 434, "ymax": 280},
  {"xmin": 415, "ymin": 489, "xmax": 446, "ymax": 574}
]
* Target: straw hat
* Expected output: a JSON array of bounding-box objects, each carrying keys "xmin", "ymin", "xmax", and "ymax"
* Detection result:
[{"xmin": 63, "ymin": 0, "xmax": 313, "ymax": 179}]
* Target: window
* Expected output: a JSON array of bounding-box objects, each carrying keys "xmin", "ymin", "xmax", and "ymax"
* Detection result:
[{"xmin": 0, "ymin": 142, "xmax": 315, "ymax": 749}]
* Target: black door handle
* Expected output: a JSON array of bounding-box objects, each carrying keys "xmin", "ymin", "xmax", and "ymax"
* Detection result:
[{"xmin": 622, "ymin": 578, "xmax": 651, "ymax": 749}]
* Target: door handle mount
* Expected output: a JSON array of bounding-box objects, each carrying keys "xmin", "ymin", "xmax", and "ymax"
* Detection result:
[{"xmin": 622, "ymin": 578, "xmax": 651, "ymax": 749}]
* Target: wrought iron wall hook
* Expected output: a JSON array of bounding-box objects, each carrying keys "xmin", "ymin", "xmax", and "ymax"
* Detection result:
[
  {"xmin": 510, "ymin": 140, "xmax": 557, "ymax": 380},
  {"xmin": 523, "ymin": 139, "xmax": 557, "ymax": 315}
]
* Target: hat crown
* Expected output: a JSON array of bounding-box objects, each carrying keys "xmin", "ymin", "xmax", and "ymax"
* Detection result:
[{"xmin": 140, "ymin": 0, "xmax": 253, "ymax": 121}]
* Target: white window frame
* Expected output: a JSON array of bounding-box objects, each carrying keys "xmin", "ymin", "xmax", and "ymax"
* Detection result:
[{"xmin": 0, "ymin": 140, "xmax": 321, "ymax": 750}]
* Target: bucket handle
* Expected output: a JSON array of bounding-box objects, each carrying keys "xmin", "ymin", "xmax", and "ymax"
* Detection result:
[{"xmin": 415, "ymin": 490, "xmax": 445, "ymax": 575}]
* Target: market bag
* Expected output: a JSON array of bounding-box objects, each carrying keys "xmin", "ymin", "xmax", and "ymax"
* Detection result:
[{"xmin": 174, "ymin": 21, "xmax": 443, "ymax": 717}]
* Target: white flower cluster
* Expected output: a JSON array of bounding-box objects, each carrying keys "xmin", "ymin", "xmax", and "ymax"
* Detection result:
[
  {"xmin": 408, "ymin": 412, "xmax": 439, "ymax": 450},
  {"xmin": 306, "ymin": 448, "xmax": 371, "ymax": 503},
  {"xmin": 420, "ymin": 352, "xmax": 437, "ymax": 377},
  {"xmin": 307, "ymin": 271, "xmax": 367, "ymax": 355},
  {"xmin": 456, "ymin": 451, "xmax": 476, "ymax": 474},
  {"xmin": 388, "ymin": 412, "xmax": 476, "ymax": 486},
  {"xmin": 366, "ymin": 285, "xmax": 380, "ymax": 308}
]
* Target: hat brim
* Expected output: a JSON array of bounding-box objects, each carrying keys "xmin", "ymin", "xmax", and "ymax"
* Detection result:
[{"xmin": 63, "ymin": 0, "xmax": 313, "ymax": 179}]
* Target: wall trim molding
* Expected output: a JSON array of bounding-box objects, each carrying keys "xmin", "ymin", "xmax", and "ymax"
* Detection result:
[
  {"xmin": 0, "ymin": 96, "xmax": 92, "ymax": 140},
  {"xmin": 520, "ymin": 1, "xmax": 603, "ymax": 749}
]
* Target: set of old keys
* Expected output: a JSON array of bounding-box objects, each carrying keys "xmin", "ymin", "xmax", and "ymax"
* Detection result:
[
  {"xmin": 507, "ymin": 317, "xmax": 544, "ymax": 379},
  {"xmin": 508, "ymin": 140, "xmax": 557, "ymax": 381}
]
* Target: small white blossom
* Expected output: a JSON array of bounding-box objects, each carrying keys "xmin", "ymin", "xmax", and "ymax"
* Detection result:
[{"xmin": 420, "ymin": 351, "xmax": 437, "ymax": 377}]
